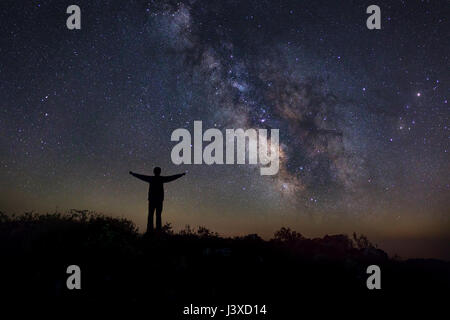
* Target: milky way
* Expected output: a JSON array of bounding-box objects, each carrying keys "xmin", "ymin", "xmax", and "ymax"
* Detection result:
[{"xmin": 148, "ymin": 0, "xmax": 448, "ymax": 212}]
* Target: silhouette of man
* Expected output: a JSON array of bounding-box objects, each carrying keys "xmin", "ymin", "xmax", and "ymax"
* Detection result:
[{"xmin": 129, "ymin": 167, "xmax": 185, "ymax": 232}]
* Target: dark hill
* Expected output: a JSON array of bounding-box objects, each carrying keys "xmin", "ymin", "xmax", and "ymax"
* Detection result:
[{"xmin": 0, "ymin": 210, "xmax": 448, "ymax": 316}]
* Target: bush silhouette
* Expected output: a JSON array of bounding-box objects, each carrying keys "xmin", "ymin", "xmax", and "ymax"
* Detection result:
[{"xmin": 0, "ymin": 210, "xmax": 448, "ymax": 314}]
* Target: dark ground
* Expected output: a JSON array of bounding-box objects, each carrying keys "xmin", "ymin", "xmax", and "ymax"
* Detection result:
[{"xmin": 0, "ymin": 210, "xmax": 448, "ymax": 317}]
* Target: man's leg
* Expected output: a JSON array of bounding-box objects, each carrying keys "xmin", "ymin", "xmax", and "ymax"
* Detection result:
[
  {"xmin": 147, "ymin": 201, "xmax": 155, "ymax": 233},
  {"xmin": 155, "ymin": 201, "xmax": 163, "ymax": 230}
]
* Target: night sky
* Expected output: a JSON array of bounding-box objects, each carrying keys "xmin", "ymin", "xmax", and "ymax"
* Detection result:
[{"xmin": 1, "ymin": 0, "xmax": 448, "ymax": 259}]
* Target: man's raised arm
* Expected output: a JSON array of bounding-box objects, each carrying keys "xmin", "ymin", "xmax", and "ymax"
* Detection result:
[
  {"xmin": 129, "ymin": 171, "xmax": 152, "ymax": 183},
  {"xmin": 162, "ymin": 173, "xmax": 186, "ymax": 183}
]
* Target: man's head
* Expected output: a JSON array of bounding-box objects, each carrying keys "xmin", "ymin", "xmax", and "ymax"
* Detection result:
[{"xmin": 153, "ymin": 167, "xmax": 161, "ymax": 176}]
